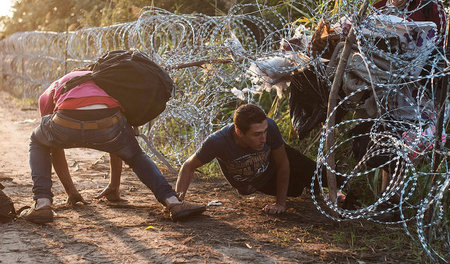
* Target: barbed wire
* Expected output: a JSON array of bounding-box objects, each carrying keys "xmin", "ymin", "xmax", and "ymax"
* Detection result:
[
  {"xmin": 0, "ymin": 2, "xmax": 448, "ymax": 262},
  {"xmin": 304, "ymin": 1, "xmax": 449, "ymax": 262}
]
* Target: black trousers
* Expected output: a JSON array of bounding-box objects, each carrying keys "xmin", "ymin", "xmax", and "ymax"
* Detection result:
[{"xmin": 257, "ymin": 144, "xmax": 318, "ymax": 197}]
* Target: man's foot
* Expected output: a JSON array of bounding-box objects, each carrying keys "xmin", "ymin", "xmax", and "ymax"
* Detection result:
[
  {"xmin": 95, "ymin": 187, "xmax": 121, "ymax": 201},
  {"xmin": 167, "ymin": 201, "xmax": 206, "ymax": 221},
  {"xmin": 65, "ymin": 193, "xmax": 89, "ymax": 206},
  {"xmin": 20, "ymin": 204, "xmax": 53, "ymax": 224}
]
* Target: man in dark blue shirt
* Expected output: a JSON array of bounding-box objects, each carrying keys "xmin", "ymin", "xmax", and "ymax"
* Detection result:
[{"xmin": 176, "ymin": 104, "xmax": 317, "ymax": 214}]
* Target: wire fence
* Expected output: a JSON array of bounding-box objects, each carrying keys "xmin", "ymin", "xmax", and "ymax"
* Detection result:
[
  {"xmin": 0, "ymin": 5, "xmax": 291, "ymax": 166},
  {"xmin": 0, "ymin": 2, "xmax": 449, "ymax": 262}
]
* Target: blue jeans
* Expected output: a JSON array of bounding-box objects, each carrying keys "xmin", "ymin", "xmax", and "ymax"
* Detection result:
[{"xmin": 29, "ymin": 112, "xmax": 176, "ymax": 204}]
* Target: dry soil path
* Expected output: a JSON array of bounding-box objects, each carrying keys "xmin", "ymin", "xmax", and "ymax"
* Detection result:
[{"xmin": 0, "ymin": 90, "xmax": 415, "ymax": 264}]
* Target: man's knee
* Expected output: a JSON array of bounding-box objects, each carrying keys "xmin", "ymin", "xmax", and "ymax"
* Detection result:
[{"xmin": 121, "ymin": 150, "xmax": 147, "ymax": 168}]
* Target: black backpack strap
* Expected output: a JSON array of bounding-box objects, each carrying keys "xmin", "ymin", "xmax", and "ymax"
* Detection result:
[{"xmin": 62, "ymin": 73, "xmax": 94, "ymax": 94}]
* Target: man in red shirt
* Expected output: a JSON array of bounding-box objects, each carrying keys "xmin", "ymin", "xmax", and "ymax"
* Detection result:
[
  {"xmin": 36, "ymin": 70, "xmax": 124, "ymax": 206},
  {"xmin": 21, "ymin": 69, "xmax": 205, "ymax": 224}
]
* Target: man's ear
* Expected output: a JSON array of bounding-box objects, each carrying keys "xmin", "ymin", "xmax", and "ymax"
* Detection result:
[{"xmin": 235, "ymin": 127, "xmax": 242, "ymax": 136}]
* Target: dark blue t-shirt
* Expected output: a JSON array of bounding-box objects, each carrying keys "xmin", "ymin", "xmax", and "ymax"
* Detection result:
[{"xmin": 195, "ymin": 118, "xmax": 284, "ymax": 195}]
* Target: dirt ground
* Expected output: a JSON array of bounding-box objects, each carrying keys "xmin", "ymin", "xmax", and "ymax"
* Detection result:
[{"xmin": 0, "ymin": 90, "xmax": 423, "ymax": 264}]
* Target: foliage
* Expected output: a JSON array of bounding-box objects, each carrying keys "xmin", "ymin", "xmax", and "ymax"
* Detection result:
[{"xmin": 0, "ymin": 0, "xmax": 319, "ymax": 38}]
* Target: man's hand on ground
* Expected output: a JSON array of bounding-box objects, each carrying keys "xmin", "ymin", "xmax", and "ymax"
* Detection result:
[
  {"xmin": 262, "ymin": 203, "xmax": 286, "ymax": 214},
  {"xmin": 95, "ymin": 185, "xmax": 121, "ymax": 201},
  {"xmin": 65, "ymin": 192, "xmax": 89, "ymax": 206}
]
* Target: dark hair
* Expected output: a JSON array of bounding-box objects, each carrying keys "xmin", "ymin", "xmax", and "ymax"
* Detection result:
[{"xmin": 233, "ymin": 104, "xmax": 267, "ymax": 133}]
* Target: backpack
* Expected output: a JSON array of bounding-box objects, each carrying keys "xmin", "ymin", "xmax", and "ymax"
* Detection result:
[
  {"xmin": 63, "ymin": 50, "xmax": 175, "ymax": 126},
  {"xmin": 0, "ymin": 183, "xmax": 16, "ymax": 223}
]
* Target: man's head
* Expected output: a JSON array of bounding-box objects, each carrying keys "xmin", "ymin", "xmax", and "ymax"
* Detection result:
[{"xmin": 233, "ymin": 104, "xmax": 268, "ymax": 151}]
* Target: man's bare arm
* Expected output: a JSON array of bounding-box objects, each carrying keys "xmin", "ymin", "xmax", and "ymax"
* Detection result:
[
  {"xmin": 51, "ymin": 148, "xmax": 87, "ymax": 205},
  {"xmin": 263, "ymin": 144, "xmax": 290, "ymax": 214},
  {"xmin": 175, "ymin": 154, "xmax": 204, "ymax": 200}
]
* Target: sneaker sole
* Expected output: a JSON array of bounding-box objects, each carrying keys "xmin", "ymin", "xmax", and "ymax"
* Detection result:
[
  {"xmin": 19, "ymin": 208, "xmax": 54, "ymax": 224},
  {"xmin": 26, "ymin": 217, "xmax": 53, "ymax": 224},
  {"xmin": 171, "ymin": 206, "xmax": 206, "ymax": 221}
]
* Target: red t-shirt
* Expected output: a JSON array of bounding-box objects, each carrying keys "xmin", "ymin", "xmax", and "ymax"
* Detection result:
[
  {"xmin": 58, "ymin": 96, "xmax": 121, "ymax": 111},
  {"xmin": 39, "ymin": 71, "xmax": 122, "ymax": 116}
]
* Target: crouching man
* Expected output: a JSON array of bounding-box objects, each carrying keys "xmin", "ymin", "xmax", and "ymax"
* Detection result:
[
  {"xmin": 176, "ymin": 104, "xmax": 318, "ymax": 214},
  {"xmin": 21, "ymin": 67, "xmax": 205, "ymax": 224}
]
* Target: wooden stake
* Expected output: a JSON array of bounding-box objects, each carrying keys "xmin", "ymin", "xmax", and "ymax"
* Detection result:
[{"xmin": 325, "ymin": 0, "xmax": 370, "ymax": 204}]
